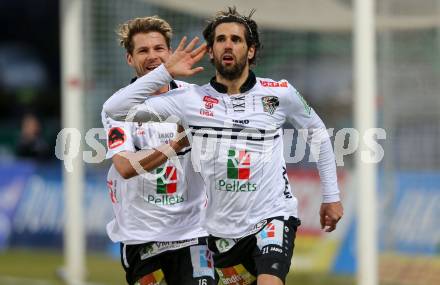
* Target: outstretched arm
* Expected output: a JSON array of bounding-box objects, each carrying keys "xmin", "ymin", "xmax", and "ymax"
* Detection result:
[{"xmin": 283, "ymin": 84, "xmax": 343, "ymax": 232}]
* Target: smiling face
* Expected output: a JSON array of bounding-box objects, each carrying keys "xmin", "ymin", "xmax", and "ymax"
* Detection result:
[
  {"xmin": 209, "ymin": 22, "xmax": 255, "ymax": 80},
  {"xmin": 126, "ymin": 31, "xmax": 171, "ymax": 77}
]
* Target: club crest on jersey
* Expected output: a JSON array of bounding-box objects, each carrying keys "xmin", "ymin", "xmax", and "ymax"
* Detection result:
[
  {"xmin": 108, "ymin": 127, "xmax": 126, "ymax": 149},
  {"xmin": 261, "ymin": 96, "xmax": 279, "ymax": 115},
  {"xmin": 203, "ymin": 95, "xmax": 219, "ymax": 109}
]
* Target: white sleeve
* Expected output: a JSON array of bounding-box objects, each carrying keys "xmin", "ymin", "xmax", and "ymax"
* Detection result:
[
  {"xmin": 133, "ymin": 89, "xmax": 186, "ymax": 124},
  {"xmin": 282, "ymin": 83, "xmax": 340, "ymax": 203},
  {"xmin": 101, "ymin": 110, "xmax": 135, "ymax": 159},
  {"xmin": 103, "ymin": 64, "xmax": 173, "ymax": 121}
]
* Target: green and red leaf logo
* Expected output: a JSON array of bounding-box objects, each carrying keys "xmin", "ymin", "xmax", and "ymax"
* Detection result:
[
  {"xmin": 227, "ymin": 149, "xmax": 251, "ymax": 180},
  {"xmin": 156, "ymin": 166, "xmax": 177, "ymax": 194}
]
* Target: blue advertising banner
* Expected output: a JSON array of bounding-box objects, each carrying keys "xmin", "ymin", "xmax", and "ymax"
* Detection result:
[
  {"xmin": 0, "ymin": 161, "xmax": 113, "ymax": 250},
  {"xmin": 332, "ymin": 171, "xmax": 440, "ymax": 280},
  {"xmin": 0, "ymin": 161, "xmax": 35, "ymax": 250}
]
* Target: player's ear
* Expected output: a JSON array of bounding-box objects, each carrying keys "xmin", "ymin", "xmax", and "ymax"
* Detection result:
[
  {"xmin": 126, "ymin": 52, "xmax": 134, "ymax": 67},
  {"xmin": 208, "ymin": 47, "xmax": 214, "ymax": 60},
  {"xmin": 247, "ymin": 46, "xmax": 255, "ymax": 60}
]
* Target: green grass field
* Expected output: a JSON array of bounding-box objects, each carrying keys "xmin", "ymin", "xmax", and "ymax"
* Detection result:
[{"xmin": 0, "ymin": 249, "xmax": 355, "ymax": 285}]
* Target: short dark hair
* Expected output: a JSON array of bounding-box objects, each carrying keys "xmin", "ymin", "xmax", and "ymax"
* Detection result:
[{"xmin": 202, "ymin": 7, "xmax": 261, "ymax": 65}]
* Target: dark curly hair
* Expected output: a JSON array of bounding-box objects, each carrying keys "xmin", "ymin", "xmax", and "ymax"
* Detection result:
[{"xmin": 202, "ymin": 7, "xmax": 261, "ymax": 65}]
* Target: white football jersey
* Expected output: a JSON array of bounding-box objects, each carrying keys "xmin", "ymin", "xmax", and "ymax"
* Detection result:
[
  {"xmin": 104, "ymin": 65, "xmax": 340, "ymax": 238},
  {"xmin": 102, "ymin": 80, "xmax": 208, "ymax": 244}
]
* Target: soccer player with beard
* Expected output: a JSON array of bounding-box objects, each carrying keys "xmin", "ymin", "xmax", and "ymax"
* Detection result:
[
  {"xmin": 101, "ymin": 16, "xmax": 214, "ymax": 285},
  {"xmin": 104, "ymin": 8, "xmax": 343, "ymax": 285}
]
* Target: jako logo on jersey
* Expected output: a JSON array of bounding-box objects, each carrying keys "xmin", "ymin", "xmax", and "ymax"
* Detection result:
[
  {"xmin": 203, "ymin": 95, "xmax": 219, "ymax": 109},
  {"xmin": 216, "ymin": 149, "xmax": 257, "ymax": 192},
  {"xmin": 232, "ymin": 119, "xmax": 250, "ymax": 126},
  {"xmin": 260, "ymin": 80, "xmax": 288, "ymax": 88},
  {"xmin": 108, "ymin": 127, "xmax": 126, "ymax": 149},
  {"xmin": 156, "ymin": 166, "xmax": 177, "ymax": 194},
  {"xmin": 261, "ymin": 96, "xmax": 280, "ymax": 115}
]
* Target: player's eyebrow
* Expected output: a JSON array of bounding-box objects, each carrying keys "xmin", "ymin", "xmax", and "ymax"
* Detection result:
[
  {"xmin": 153, "ymin": 44, "xmax": 167, "ymax": 49},
  {"xmin": 135, "ymin": 46, "xmax": 149, "ymax": 52}
]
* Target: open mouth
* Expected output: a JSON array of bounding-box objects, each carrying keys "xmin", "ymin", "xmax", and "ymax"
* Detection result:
[
  {"xmin": 222, "ymin": 54, "xmax": 234, "ymax": 64},
  {"xmin": 145, "ymin": 64, "xmax": 160, "ymax": 71}
]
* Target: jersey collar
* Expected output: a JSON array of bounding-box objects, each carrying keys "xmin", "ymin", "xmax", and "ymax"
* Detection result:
[
  {"xmin": 209, "ymin": 70, "xmax": 257, "ymax": 94},
  {"xmin": 130, "ymin": 77, "xmax": 179, "ymax": 90}
]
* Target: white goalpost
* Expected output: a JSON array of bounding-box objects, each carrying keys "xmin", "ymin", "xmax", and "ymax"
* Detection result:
[
  {"xmin": 60, "ymin": 0, "xmax": 86, "ymax": 284},
  {"xmin": 354, "ymin": 1, "xmax": 378, "ymax": 285}
]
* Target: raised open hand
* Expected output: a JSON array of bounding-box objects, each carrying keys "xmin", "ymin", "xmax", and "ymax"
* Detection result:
[{"xmin": 164, "ymin": 36, "xmax": 207, "ymax": 78}]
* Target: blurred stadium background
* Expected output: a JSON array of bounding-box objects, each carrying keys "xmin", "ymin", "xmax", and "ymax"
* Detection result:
[{"xmin": 0, "ymin": 0, "xmax": 439, "ymax": 284}]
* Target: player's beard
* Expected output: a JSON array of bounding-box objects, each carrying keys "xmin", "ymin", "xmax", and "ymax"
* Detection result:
[{"xmin": 214, "ymin": 52, "xmax": 247, "ymax": 81}]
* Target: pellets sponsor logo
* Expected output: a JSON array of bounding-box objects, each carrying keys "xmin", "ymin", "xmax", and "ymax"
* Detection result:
[
  {"xmin": 146, "ymin": 166, "xmax": 184, "ymax": 205},
  {"xmin": 227, "ymin": 149, "xmax": 250, "ymax": 179},
  {"xmin": 156, "ymin": 166, "xmax": 177, "ymax": 194},
  {"xmin": 216, "ymin": 149, "xmax": 257, "ymax": 192}
]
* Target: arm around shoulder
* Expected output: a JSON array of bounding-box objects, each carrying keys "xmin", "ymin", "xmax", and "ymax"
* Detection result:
[{"xmin": 103, "ymin": 64, "xmax": 174, "ymax": 121}]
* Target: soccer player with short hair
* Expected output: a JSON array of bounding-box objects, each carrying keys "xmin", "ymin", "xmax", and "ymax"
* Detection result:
[
  {"xmin": 104, "ymin": 8, "xmax": 343, "ymax": 285},
  {"xmin": 102, "ymin": 16, "xmax": 214, "ymax": 285}
]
